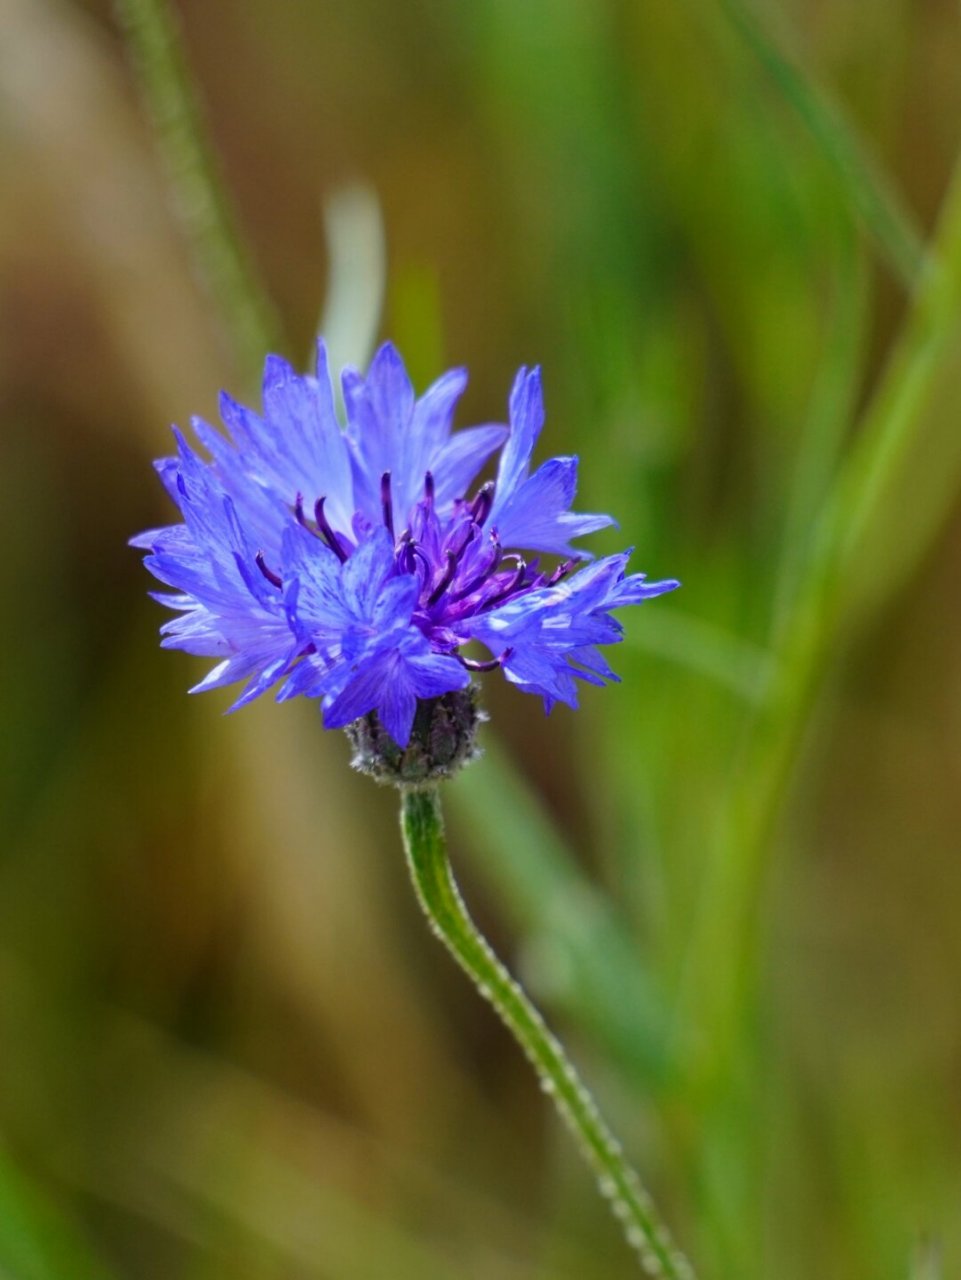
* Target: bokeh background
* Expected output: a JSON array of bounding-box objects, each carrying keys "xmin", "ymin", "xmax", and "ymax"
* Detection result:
[{"xmin": 2, "ymin": 1, "xmax": 961, "ymax": 1277}]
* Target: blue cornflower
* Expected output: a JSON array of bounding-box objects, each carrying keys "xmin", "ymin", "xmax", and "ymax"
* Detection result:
[{"xmin": 133, "ymin": 342, "xmax": 678, "ymax": 750}]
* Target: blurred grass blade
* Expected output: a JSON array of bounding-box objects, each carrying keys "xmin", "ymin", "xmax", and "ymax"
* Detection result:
[
  {"xmin": 319, "ymin": 183, "xmax": 386, "ymax": 385},
  {"xmin": 823, "ymin": 152, "xmax": 961, "ymax": 621},
  {"xmin": 0, "ymin": 1146, "xmax": 115, "ymax": 1280},
  {"xmin": 114, "ymin": 0, "xmax": 283, "ymax": 376},
  {"xmin": 170, "ymin": 1151, "xmax": 474, "ymax": 1280},
  {"xmin": 84, "ymin": 1012, "xmax": 602, "ymax": 1280},
  {"xmin": 911, "ymin": 1238, "xmax": 943, "ymax": 1280},
  {"xmin": 717, "ymin": 0, "xmax": 926, "ymax": 286},
  {"xmin": 675, "ymin": 147, "xmax": 961, "ymax": 1097},
  {"xmin": 449, "ymin": 736, "xmax": 670, "ymax": 1087},
  {"xmin": 627, "ymin": 608, "xmax": 777, "ymax": 704},
  {"xmin": 773, "ymin": 218, "xmax": 870, "ymax": 632}
]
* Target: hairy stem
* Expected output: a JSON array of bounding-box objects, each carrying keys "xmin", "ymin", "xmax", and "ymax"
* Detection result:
[
  {"xmin": 114, "ymin": 0, "xmax": 283, "ymax": 376},
  {"xmin": 400, "ymin": 786, "xmax": 693, "ymax": 1280}
]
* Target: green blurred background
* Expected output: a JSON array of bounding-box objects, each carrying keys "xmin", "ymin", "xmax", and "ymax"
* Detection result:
[{"xmin": 2, "ymin": 1, "xmax": 961, "ymax": 1276}]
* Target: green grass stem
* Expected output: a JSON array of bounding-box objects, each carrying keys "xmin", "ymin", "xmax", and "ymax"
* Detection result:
[
  {"xmin": 716, "ymin": 0, "xmax": 926, "ymax": 287},
  {"xmin": 677, "ymin": 150, "xmax": 961, "ymax": 1093},
  {"xmin": 114, "ymin": 0, "xmax": 283, "ymax": 376}
]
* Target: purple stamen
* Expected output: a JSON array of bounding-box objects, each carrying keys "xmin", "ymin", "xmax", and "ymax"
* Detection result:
[
  {"xmin": 428, "ymin": 549, "xmax": 459, "ymax": 605},
  {"xmin": 447, "ymin": 528, "xmax": 502, "ymax": 603},
  {"xmin": 396, "ymin": 530, "xmax": 418, "ymax": 575},
  {"xmin": 470, "ymin": 481, "xmax": 495, "ymax": 525},
  {"xmin": 458, "ymin": 646, "xmax": 513, "ymax": 673},
  {"xmin": 546, "ymin": 558, "xmax": 576, "ymax": 587},
  {"xmin": 314, "ymin": 497, "xmax": 348, "ymax": 563},
  {"xmin": 255, "ymin": 551, "xmax": 283, "ymax": 589},
  {"xmin": 486, "ymin": 556, "xmax": 528, "ymax": 607},
  {"xmin": 411, "ymin": 543, "xmax": 433, "ymax": 576},
  {"xmin": 450, "ymin": 521, "xmax": 477, "ymax": 565},
  {"xmin": 424, "ymin": 470, "xmax": 435, "ymax": 504},
  {"xmin": 381, "ymin": 471, "xmax": 394, "ymax": 538}
]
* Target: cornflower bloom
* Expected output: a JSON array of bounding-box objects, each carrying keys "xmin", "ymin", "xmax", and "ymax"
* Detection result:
[{"xmin": 133, "ymin": 341, "xmax": 677, "ymax": 766}]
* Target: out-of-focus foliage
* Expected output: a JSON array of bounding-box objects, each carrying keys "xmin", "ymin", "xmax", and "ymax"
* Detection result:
[{"xmin": 2, "ymin": 1, "xmax": 961, "ymax": 1277}]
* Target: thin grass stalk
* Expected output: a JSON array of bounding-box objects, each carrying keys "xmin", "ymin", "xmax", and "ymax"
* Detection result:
[
  {"xmin": 715, "ymin": 0, "xmax": 925, "ymax": 287},
  {"xmin": 114, "ymin": 0, "xmax": 283, "ymax": 377}
]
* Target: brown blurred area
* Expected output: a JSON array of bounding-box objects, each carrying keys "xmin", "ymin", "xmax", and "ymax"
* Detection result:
[{"xmin": 2, "ymin": 2, "xmax": 961, "ymax": 1278}]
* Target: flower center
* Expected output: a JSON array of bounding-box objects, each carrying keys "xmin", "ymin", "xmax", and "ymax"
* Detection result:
[{"xmin": 253, "ymin": 471, "xmax": 576, "ymax": 630}]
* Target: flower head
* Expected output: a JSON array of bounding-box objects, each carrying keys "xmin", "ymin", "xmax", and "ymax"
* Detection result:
[{"xmin": 133, "ymin": 342, "xmax": 678, "ymax": 751}]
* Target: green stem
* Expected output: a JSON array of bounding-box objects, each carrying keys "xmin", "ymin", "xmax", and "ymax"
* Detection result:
[
  {"xmin": 114, "ymin": 0, "xmax": 283, "ymax": 376},
  {"xmin": 400, "ymin": 787, "xmax": 694, "ymax": 1280}
]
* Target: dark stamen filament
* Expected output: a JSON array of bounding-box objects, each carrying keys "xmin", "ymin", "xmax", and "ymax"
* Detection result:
[
  {"xmin": 396, "ymin": 530, "xmax": 420, "ymax": 575},
  {"xmin": 458, "ymin": 646, "xmax": 513, "ymax": 673},
  {"xmin": 428, "ymin": 549, "xmax": 459, "ymax": 605},
  {"xmin": 486, "ymin": 555, "xmax": 527, "ymax": 607},
  {"xmin": 314, "ymin": 497, "xmax": 347, "ymax": 563},
  {"xmin": 255, "ymin": 551, "xmax": 283, "ymax": 589},
  {"xmin": 411, "ymin": 544, "xmax": 433, "ymax": 576},
  {"xmin": 424, "ymin": 470, "xmax": 435, "ymax": 504},
  {"xmin": 470, "ymin": 481, "xmax": 495, "ymax": 525},
  {"xmin": 450, "ymin": 528, "xmax": 500, "ymax": 602},
  {"xmin": 381, "ymin": 471, "xmax": 394, "ymax": 537},
  {"xmin": 453, "ymin": 522, "xmax": 477, "ymax": 562},
  {"xmin": 546, "ymin": 558, "xmax": 576, "ymax": 586}
]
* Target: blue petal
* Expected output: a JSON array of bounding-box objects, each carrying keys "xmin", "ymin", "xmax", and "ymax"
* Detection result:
[
  {"xmin": 491, "ymin": 366, "xmax": 544, "ymax": 515},
  {"xmin": 394, "ymin": 366, "xmax": 468, "ymax": 510},
  {"xmin": 261, "ymin": 349, "xmax": 354, "ymax": 531},
  {"xmin": 321, "ymin": 651, "xmax": 394, "ymax": 732},
  {"xmin": 430, "ymin": 424, "xmax": 509, "ymax": 509},
  {"xmin": 322, "ymin": 638, "xmax": 468, "ymax": 746},
  {"xmin": 342, "ymin": 526, "xmax": 396, "ymax": 616},
  {"xmin": 276, "ymin": 653, "xmax": 334, "ymax": 702},
  {"xmin": 343, "ymin": 343, "xmax": 415, "ymax": 520},
  {"xmin": 281, "ymin": 523, "xmax": 350, "ymax": 644},
  {"xmin": 376, "ymin": 672, "xmax": 418, "ymax": 748},
  {"xmin": 343, "ymin": 345, "xmax": 502, "ymax": 525},
  {"xmin": 495, "ymin": 455, "xmax": 614, "ymax": 555},
  {"xmin": 365, "ymin": 342, "xmax": 416, "ymax": 434},
  {"xmin": 610, "ymin": 574, "xmax": 680, "ymax": 605},
  {"xmin": 409, "ymin": 367, "xmax": 469, "ymax": 459}
]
